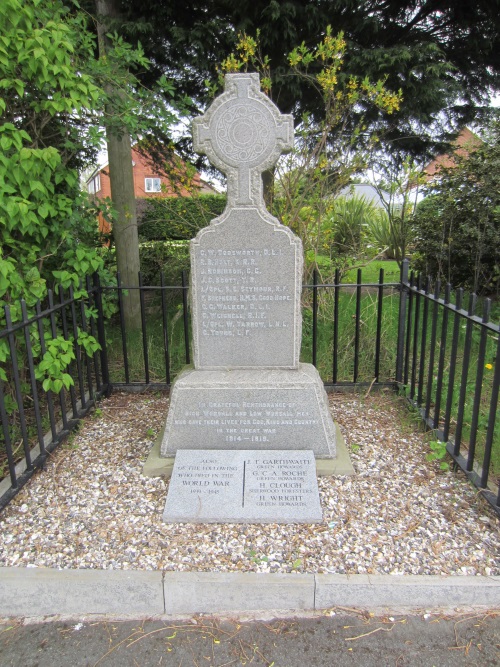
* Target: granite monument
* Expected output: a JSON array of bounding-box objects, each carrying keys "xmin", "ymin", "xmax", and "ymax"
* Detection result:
[
  {"xmin": 159, "ymin": 73, "xmax": 339, "ymax": 463},
  {"xmin": 143, "ymin": 74, "xmax": 353, "ymax": 522}
]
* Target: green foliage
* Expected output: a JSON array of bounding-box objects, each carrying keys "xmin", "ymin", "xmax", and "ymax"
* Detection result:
[
  {"xmin": 426, "ymin": 440, "xmax": 450, "ymax": 471},
  {"xmin": 125, "ymin": 0, "xmax": 499, "ymax": 160},
  {"xmin": 138, "ymin": 195, "xmax": 226, "ymax": 241},
  {"xmin": 366, "ymin": 156, "xmax": 424, "ymax": 265},
  {"xmin": 366, "ymin": 211, "xmax": 397, "ymax": 259},
  {"xmin": 0, "ymin": 0, "xmax": 109, "ymax": 395},
  {"xmin": 0, "ymin": 0, "xmax": 182, "ymax": 396},
  {"xmin": 225, "ymin": 29, "xmax": 402, "ymax": 285},
  {"xmin": 0, "ymin": 0, "xmax": 106, "ymax": 319},
  {"xmin": 412, "ymin": 124, "xmax": 500, "ymax": 294},
  {"xmin": 34, "ymin": 337, "xmax": 75, "ymax": 394},
  {"xmin": 322, "ymin": 195, "xmax": 377, "ymax": 258},
  {"xmin": 0, "ymin": 0, "xmax": 160, "ymax": 402},
  {"xmin": 138, "ymin": 241, "xmax": 190, "ymax": 286},
  {"xmin": 77, "ymin": 329, "xmax": 102, "ymax": 357},
  {"xmin": 0, "ymin": 0, "xmax": 180, "ymax": 316}
]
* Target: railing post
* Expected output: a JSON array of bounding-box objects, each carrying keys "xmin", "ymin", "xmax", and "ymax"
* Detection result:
[
  {"xmin": 116, "ymin": 272, "xmax": 130, "ymax": 384},
  {"xmin": 93, "ymin": 273, "xmax": 110, "ymax": 394},
  {"xmin": 332, "ymin": 269, "xmax": 339, "ymax": 384},
  {"xmin": 395, "ymin": 259, "xmax": 409, "ymax": 385},
  {"xmin": 182, "ymin": 270, "xmax": 191, "ymax": 365},
  {"xmin": 4, "ymin": 304, "xmax": 32, "ymax": 469},
  {"xmin": 312, "ymin": 269, "xmax": 318, "ymax": 368},
  {"xmin": 481, "ymin": 329, "xmax": 500, "ymax": 489},
  {"xmin": 138, "ymin": 271, "xmax": 150, "ymax": 385},
  {"xmin": 0, "ymin": 378, "xmax": 18, "ymax": 488}
]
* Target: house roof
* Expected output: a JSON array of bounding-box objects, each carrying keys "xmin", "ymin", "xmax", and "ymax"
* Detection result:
[
  {"xmin": 339, "ymin": 183, "xmax": 391, "ymax": 208},
  {"xmin": 424, "ymin": 127, "xmax": 483, "ymax": 178},
  {"xmin": 83, "ymin": 145, "xmax": 218, "ymax": 194}
]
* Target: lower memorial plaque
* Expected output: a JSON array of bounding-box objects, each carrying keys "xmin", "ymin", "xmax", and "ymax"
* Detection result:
[{"xmin": 163, "ymin": 449, "xmax": 322, "ymax": 523}]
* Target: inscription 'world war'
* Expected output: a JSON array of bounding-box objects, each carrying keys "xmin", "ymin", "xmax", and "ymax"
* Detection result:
[{"xmin": 163, "ymin": 450, "xmax": 322, "ymax": 523}]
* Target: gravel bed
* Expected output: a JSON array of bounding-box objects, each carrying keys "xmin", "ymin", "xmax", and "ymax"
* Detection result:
[{"xmin": 0, "ymin": 391, "xmax": 498, "ymax": 576}]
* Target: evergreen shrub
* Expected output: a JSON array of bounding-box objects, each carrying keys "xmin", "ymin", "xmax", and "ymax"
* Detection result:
[
  {"xmin": 139, "ymin": 240, "xmax": 190, "ymax": 286},
  {"xmin": 138, "ymin": 194, "xmax": 227, "ymax": 240}
]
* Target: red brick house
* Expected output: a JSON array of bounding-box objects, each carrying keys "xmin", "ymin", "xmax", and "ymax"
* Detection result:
[
  {"xmin": 86, "ymin": 145, "xmax": 216, "ymax": 234},
  {"xmin": 423, "ymin": 127, "xmax": 483, "ymax": 180}
]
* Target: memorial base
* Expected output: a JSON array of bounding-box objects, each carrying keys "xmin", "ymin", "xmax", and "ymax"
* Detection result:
[
  {"xmin": 143, "ymin": 423, "xmax": 355, "ymax": 479},
  {"xmin": 159, "ymin": 363, "xmax": 338, "ymax": 459}
]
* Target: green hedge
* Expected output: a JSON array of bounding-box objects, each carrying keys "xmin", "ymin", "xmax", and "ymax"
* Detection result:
[
  {"xmin": 138, "ymin": 194, "xmax": 227, "ymax": 241},
  {"xmin": 139, "ymin": 240, "xmax": 190, "ymax": 286}
]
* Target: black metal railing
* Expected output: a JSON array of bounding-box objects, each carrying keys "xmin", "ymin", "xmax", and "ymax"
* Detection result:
[
  {"xmin": 306, "ymin": 267, "xmax": 401, "ymax": 388},
  {"xmin": 0, "ymin": 261, "xmax": 498, "ymax": 515},
  {"xmin": 0, "ymin": 278, "xmax": 109, "ymax": 510},
  {"xmin": 397, "ymin": 262, "xmax": 500, "ymax": 513},
  {"xmin": 102, "ymin": 271, "xmax": 191, "ymax": 390}
]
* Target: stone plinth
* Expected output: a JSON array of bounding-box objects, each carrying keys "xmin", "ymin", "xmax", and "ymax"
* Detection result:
[{"xmin": 160, "ymin": 363, "xmax": 336, "ymax": 459}]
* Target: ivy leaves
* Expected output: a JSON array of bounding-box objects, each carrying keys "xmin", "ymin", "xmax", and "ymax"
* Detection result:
[{"xmin": 33, "ymin": 329, "xmax": 101, "ymax": 394}]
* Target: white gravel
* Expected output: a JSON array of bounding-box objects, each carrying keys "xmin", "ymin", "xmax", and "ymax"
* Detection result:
[{"xmin": 0, "ymin": 391, "xmax": 498, "ymax": 576}]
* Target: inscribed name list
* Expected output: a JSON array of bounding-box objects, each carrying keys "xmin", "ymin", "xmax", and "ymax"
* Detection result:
[
  {"xmin": 191, "ymin": 209, "xmax": 302, "ymax": 369},
  {"xmin": 163, "ymin": 449, "xmax": 322, "ymax": 523}
]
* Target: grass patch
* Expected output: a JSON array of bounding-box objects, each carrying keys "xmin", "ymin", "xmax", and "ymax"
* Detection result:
[
  {"xmin": 343, "ymin": 260, "xmax": 400, "ymax": 284},
  {"xmin": 301, "ymin": 287, "xmax": 400, "ymax": 383},
  {"xmin": 401, "ymin": 300, "xmax": 500, "ymax": 481},
  {"xmin": 105, "ymin": 290, "xmax": 190, "ymax": 384}
]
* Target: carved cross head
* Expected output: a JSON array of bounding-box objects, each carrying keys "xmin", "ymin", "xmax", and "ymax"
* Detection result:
[{"xmin": 192, "ymin": 73, "xmax": 294, "ymax": 208}]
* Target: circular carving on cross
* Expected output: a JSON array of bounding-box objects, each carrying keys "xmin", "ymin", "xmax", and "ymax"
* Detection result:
[
  {"xmin": 192, "ymin": 74, "xmax": 293, "ymax": 208},
  {"xmin": 215, "ymin": 103, "xmax": 273, "ymax": 166}
]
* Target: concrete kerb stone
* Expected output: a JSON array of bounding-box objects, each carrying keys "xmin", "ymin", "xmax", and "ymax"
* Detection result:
[
  {"xmin": 0, "ymin": 569, "xmax": 498, "ymax": 617},
  {"xmin": 314, "ymin": 573, "xmax": 500, "ymax": 610},
  {"xmin": 163, "ymin": 572, "xmax": 314, "ymax": 614},
  {"xmin": 0, "ymin": 568, "xmax": 164, "ymax": 617}
]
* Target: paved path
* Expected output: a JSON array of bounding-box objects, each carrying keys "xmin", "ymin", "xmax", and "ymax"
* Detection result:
[{"xmin": 1, "ymin": 610, "xmax": 499, "ymax": 666}]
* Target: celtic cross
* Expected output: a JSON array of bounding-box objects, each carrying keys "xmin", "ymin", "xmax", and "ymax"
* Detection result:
[{"xmin": 192, "ymin": 74, "xmax": 294, "ymax": 208}]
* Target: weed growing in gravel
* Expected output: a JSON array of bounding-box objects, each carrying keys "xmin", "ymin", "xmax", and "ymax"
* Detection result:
[
  {"xmin": 426, "ymin": 440, "xmax": 450, "ymax": 471},
  {"xmin": 248, "ymin": 549, "xmax": 268, "ymax": 565}
]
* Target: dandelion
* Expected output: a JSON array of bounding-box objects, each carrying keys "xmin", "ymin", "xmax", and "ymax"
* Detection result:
[{"xmin": 485, "ymin": 363, "xmax": 493, "ymax": 370}]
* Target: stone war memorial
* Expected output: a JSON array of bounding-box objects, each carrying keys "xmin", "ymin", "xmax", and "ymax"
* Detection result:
[{"xmin": 144, "ymin": 73, "xmax": 353, "ymax": 523}]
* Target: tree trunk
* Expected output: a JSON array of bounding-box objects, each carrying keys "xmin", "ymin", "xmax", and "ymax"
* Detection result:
[
  {"xmin": 96, "ymin": 0, "xmax": 141, "ymax": 331},
  {"xmin": 106, "ymin": 126, "xmax": 141, "ymax": 328},
  {"xmin": 262, "ymin": 168, "xmax": 275, "ymax": 211}
]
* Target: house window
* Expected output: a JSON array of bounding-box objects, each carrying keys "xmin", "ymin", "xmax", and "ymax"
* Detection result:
[
  {"xmin": 87, "ymin": 174, "xmax": 101, "ymax": 194},
  {"xmin": 145, "ymin": 177, "xmax": 161, "ymax": 193}
]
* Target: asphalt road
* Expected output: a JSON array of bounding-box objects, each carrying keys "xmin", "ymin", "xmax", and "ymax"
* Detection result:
[{"xmin": 1, "ymin": 610, "xmax": 499, "ymax": 666}]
